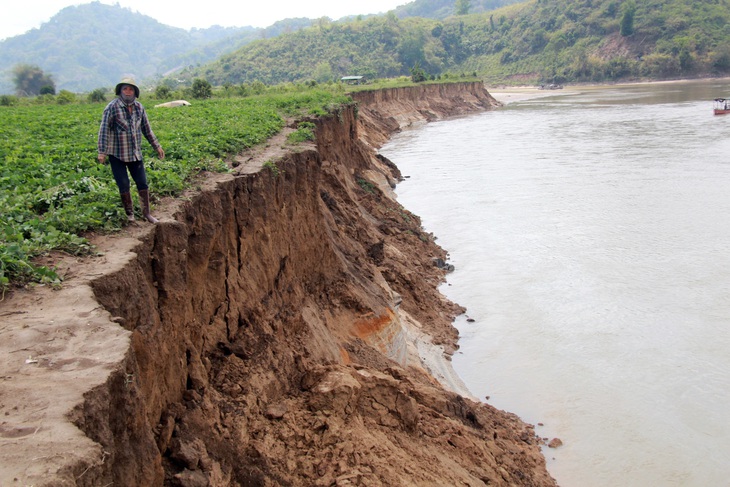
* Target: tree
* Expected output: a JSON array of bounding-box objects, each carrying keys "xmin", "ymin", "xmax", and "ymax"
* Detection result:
[
  {"xmin": 678, "ymin": 47, "xmax": 693, "ymax": 72},
  {"xmin": 455, "ymin": 0, "xmax": 471, "ymax": 15},
  {"xmin": 398, "ymin": 30, "xmax": 427, "ymax": 69},
  {"xmin": 191, "ymin": 78, "xmax": 212, "ymax": 99},
  {"xmin": 312, "ymin": 62, "xmax": 334, "ymax": 83},
  {"xmin": 710, "ymin": 44, "xmax": 730, "ymax": 72},
  {"xmin": 13, "ymin": 64, "xmax": 55, "ymax": 96},
  {"xmin": 620, "ymin": 0, "xmax": 637, "ymax": 37},
  {"xmin": 410, "ymin": 62, "xmax": 427, "ymax": 83}
]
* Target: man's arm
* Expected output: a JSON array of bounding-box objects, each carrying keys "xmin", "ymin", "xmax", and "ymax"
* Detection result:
[
  {"xmin": 139, "ymin": 106, "xmax": 164, "ymax": 159},
  {"xmin": 97, "ymin": 105, "xmax": 112, "ymax": 163}
]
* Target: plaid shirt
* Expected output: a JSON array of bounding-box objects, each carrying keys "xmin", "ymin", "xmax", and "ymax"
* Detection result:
[{"xmin": 98, "ymin": 97, "xmax": 161, "ymax": 162}]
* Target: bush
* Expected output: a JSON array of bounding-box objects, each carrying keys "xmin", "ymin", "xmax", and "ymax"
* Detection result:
[
  {"xmin": 249, "ymin": 81, "xmax": 267, "ymax": 95},
  {"xmin": 410, "ymin": 62, "xmax": 427, "ymax": 83},
  {"xmin": 56, "ymin": 90, "xmax": 76, "ymax": 105},
  {"xmin": 87, "ymin": 88, "xmax": 106, "ymax": 103},
  {"xmin": 710, "ymin": 47, "xmax": 730, "ymax": 72},
  {"xmin": 641, "ymin": 53, "xmax": 680, "ymax": 77},
  {"xmin": 287, "ymin": 122, "xmax": 316, "ymax": 143},
  {"xmin": 357, "ymin": 177, "xmax": 376, "ymax": 194},
  {"xmin": 262, "ymin": 160, "xmax": 281, "ymax": 177},
  {"xmin": 34, "ymin": 94, "xmax": 56, "ymax": 104},
  {"xmin": 0, "ymin": 95, "xmax": 17, "ymax": 106},
  {"xmin": 155, "ymin": 85, "xmax": 172, "ymax": 99}
]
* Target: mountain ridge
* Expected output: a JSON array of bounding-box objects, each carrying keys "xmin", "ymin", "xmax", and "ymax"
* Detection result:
[
  {"xmin": 0, "ymin": 0, "xmax": 526, "ymax": 94},
  {"xmin": 0, "ymin": 2, "xmax": 265, "ymax": 93},
  {"xmin": 185, "ymin": 0, "xmax": 730, "ymax": 88},
  {"xmin": 4, "ymin": 0, "xmax": 726, "ymax": 94}
]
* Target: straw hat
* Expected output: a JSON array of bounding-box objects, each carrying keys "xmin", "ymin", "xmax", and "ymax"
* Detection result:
[{"xmin": 115, "ymin": 77, "xmax": 140, "ymax": 97}]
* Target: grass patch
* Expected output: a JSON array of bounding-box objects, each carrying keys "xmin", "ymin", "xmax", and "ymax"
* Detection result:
[
  {"xmin": 287, "ymin": 121, "xmax": 316, "ymax": 144},
  {"xmin": 262, "ymin": 160, "xmax": 281, "ymax": 177},
  {"xmin": 356, "ymin": 177, "xmax": 376, "ymax": 194}
]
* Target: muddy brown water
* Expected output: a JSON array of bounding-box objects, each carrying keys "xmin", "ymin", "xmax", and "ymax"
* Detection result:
[{"xmin": 382, "ymin": 79, "xmax": 730, "ymax": 487}]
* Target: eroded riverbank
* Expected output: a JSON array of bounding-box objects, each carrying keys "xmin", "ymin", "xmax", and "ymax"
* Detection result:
[{"xmin": 0, "ymin": 82, "xmax": 556, "ymax": 486}]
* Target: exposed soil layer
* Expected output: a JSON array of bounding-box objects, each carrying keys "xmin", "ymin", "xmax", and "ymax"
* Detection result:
[{"xmin": 0, "ymin": 82, "xmax": 557, "ymax": 486}]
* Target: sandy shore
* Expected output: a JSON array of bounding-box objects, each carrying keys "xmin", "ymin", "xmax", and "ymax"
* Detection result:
[
  {"xmin": 489, "ymin": 87, "xmax": 547, "ymax": 104},
  {"xmin": 487, "ymin": 86, "xmax": 578, "ymax": 105},
  {"xmin": 487, "ymin": 78, "xmax": 730, "ymax": 105},
  {"xmin": 399, "ymin": 308, "xmax": 477, "ymax": 400}
]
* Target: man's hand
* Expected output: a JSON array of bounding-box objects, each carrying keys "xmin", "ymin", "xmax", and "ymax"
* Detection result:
[
  {"xmin": 97, "ymin": 153, "xmax": 107, "ymax": 164},
  {"xmin": 156, "ymin": 147, "xmax": 165, "ymax": 160}
]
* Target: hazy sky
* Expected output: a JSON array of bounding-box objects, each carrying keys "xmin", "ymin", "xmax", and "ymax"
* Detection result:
[{"xmin": 1, "ymin": 0, "xmax": 410, "ymax": 40}]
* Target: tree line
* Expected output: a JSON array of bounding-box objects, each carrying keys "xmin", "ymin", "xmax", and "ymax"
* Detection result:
[
  {"xmin": 174, "ymin": 0, "xmax": 730, "ymax": 87},
  {"xmin": 7, "ymin": 0, "xmax": 730, "ymax": 96}
]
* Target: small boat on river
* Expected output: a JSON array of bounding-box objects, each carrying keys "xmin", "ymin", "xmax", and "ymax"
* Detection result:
[{"xmin": 713, "ymin": 98, "xmax": 730, "ymax": 115}]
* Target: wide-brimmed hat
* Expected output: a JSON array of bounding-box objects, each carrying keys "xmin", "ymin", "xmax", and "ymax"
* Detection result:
[{"xmin": 115, "ymin": 77, "xmax": 140, "ymax": 97}]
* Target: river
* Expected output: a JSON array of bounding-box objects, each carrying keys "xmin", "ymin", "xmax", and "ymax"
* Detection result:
[{"xmin": 380, "ymin": 79, "xmax": 730, "ymax": 487}]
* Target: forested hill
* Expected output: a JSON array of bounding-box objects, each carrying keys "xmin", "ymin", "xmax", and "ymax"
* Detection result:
[
  {"xmin": 0, "ymin": 0, "xmax": 530, "ymax": 94},
  {"xmin": 3, "ymin": 0, "xmax": 729, "ymax": 94},
  {"xmin": 0, "ymin": 2, "xmax": 258, "ymax": 94},
  {"xmin": 183, "ymin": 0, "xmax": 730, "ymax": 86}
]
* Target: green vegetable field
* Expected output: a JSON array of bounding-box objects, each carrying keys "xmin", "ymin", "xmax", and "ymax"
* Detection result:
[{"xmin": 0, "ymin": 89, "xmax": 351, "ymax": 294}]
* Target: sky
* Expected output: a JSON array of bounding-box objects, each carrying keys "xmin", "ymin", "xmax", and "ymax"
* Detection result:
[{"xmin": 1, "ymin": 0, "xmax": 410, "ymax": 40}]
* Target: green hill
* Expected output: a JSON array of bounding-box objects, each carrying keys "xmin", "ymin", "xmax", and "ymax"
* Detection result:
[
  {"xmin": 2, "ymin": 0, "xmax": 728, "ymax": 94},
  {"xmin": 0, "ymin": 2, "xmax": 258, "ymax": 94},
  {"xmin": 182, "ymin": 0, "xmax": 730, "ymax": 86},
  {"xmin": 1, "ymin": 0, "xmax": 526, "ymax": 94},
  {"xmin": 457, "ymin": 0, "xmax": 730, "ymax": 83}
]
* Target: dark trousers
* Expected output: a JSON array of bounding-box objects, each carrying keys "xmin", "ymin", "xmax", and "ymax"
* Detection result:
[{"xmin": 109, "ymin": 155, "xmax": 148, "ymax": 193}]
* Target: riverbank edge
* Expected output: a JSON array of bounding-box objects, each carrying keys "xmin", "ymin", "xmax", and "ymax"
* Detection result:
[{"xmin": 0, "ymin": 82, "xmax": 557, "ymax": 486}]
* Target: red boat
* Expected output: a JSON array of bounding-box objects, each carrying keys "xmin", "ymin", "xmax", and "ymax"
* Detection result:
[{"xmin": 714, "ymin": 98, "xmax": 730, "ymax": 115}]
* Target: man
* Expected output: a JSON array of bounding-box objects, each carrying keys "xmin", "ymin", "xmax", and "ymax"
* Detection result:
[{"xmin": 98, "ymin": 77, "xmax": 164, "ymax": 223}]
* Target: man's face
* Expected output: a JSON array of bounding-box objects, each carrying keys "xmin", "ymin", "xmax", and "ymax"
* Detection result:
[{"xmin": 120, "ymin": 84, "xmax": 136, "ymax": 104}]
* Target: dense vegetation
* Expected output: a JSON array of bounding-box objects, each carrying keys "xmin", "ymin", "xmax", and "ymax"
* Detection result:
[
  {"xmin": 181, "ymin": 0, "xmax": 730, "ymax": 86},
  {"xmin": 0, "ymin": 0, "xmax": 525, "ymax": 94},
  {"xmin": 393, "ymin": 0, "xmax": 525, "ymax": 20},
  {"xmin": 0, "ymin": 86, "xmax": 351, "ymax": 294},
  {"xmin": 4, "ymin": 0, "xmax": 729, "ymax": 94},
  {"xmin": 183, "ymin": 14, "xmax": 491, "ymax": 86},
  {"xmin": 460, "ymin": 0, "xmax": 730, "ymax": 83}
]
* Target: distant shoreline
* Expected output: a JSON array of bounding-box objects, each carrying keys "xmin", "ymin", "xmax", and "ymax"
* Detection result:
[{"xmin": 488, "ymin": 77, "xmax": 730, "ymax": 105}]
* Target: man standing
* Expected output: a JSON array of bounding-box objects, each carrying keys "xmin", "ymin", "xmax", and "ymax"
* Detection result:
[{"xmin": 98, "ymin": 77, "xmax": 164, "ymax": 223}]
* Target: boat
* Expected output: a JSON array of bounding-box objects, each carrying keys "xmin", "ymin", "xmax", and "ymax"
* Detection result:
[{"xmin": 713, "ymin": 98, "xmax": 730, "ymax": 115}]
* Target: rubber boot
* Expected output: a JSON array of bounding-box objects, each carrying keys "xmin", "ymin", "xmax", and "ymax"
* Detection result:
[
  {"xmin": 120, "ymin": 192, "xmax": 135, "ymax": 222},
  {"xmin": 139, "ymin": 188, "xmax": 159, "ymax": 224}
]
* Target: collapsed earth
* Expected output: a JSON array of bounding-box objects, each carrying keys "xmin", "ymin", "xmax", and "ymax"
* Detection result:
[{"xmin": 0, "ymin": 82, "xmax": 557, "ymax": 486}]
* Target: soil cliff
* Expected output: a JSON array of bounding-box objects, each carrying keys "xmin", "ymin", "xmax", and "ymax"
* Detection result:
[{"xmin": 0, "ymin": 82, "xmax": 557, "ymax": 486}]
